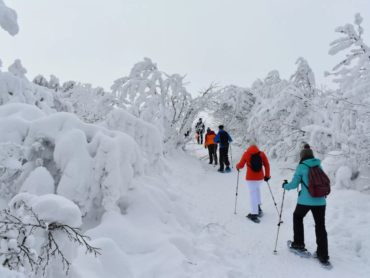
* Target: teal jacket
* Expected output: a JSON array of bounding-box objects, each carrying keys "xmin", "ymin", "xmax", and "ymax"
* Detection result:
[{"xmin": 283, "ymin": 158, "xmax": 326, "ymax": 206}]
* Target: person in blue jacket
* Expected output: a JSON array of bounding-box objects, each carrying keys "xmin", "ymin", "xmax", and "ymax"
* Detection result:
[
  {"xmin": 283, "ymin": 144, "xmax": 329, "ymax": 265},
  {"xmin": 213, "ymin": 125, "xmax": 232, "ymax": 173}
]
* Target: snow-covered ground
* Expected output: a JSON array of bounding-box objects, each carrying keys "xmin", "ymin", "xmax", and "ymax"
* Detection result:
[{"xmin": 176, "ymin": 142, "xmax": 370, "ymax": 277}]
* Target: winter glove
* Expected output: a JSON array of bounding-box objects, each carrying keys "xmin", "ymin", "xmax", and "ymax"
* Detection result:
[
  {"xmin": 264, "ymin": 176, "xmax": 271, "ymax": 182},
  {"xmin": 282, "ymin": 180, "xmax": 288, "ymax": 188}
]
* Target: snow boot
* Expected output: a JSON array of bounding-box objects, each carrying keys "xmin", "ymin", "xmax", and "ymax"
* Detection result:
[
  {"xmin": 313, "ymin": 252, "xmax": 333, "ymax": 270},
  {"xmin": 225, "ymin": 167, "xmax": 231, "ymax": 173},
  {"xmin": 217, "ymin": 169, "xmax": 225, "ymax": 173},
  {"xmin": 287, "ymin": 240, "xmax": 311, "ymax": 258},
  {"xmin": 258, "ymin": 205, "xmax": 264, "ymax": 218},
  {"xmin": 246, "ymin": 213, "xmax": 260, "ymax": 223}
]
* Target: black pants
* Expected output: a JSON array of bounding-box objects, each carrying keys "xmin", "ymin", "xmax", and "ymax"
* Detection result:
[
  {"xmin": 197, "ymin": 132, "xmax": 203, "ymax": 144},
  {"xmin": 293, "ymin": 204, "xmax": 329, "ymax": 259},
  {"xmin": 219, "ymin": 147, "xmax": 230, "ymax": 171},
  {"xmin": 207, "ymin": 145, "xmax": 218, "ymax": 164}
]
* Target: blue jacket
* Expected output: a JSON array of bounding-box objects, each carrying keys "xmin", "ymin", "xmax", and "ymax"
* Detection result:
[
  {"xmin": 284, "ymin": 158, "xmax": 326, "ymax": 206},
  {"xmin": 213, "ymin": 130, "xmax": 233, "ymax": 148}
]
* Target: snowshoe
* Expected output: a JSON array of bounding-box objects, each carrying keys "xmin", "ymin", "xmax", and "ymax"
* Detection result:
[
  {"xmin": 217, "ymin": 169, "xmax": 225, "ymax": 173},
  {"xmin": 246, "ymin": 214, "xmax": 260, "ymax": 224},
  {"xmin": 225, "ymin": 167, "xmax": 231, "ymax": 173},
  {"xmin": 287, "ymin": 240, "xmax": 312, "ymax": 258},
  {"xmin": 313, "ymin": 252, "xmax": 333, "ymax": 270}
]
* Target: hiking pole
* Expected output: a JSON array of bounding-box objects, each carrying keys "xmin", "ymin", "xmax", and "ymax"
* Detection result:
[
  {"xmin": 267, "ymin": 181, "xmax": 281, "ymax": 218},
  {"xmin": 273, "ymin": 181, "xmax": 287, "ymax": 254},
  {"xmin": 234, "ymin": 170, "xmax": 240, "ymax": 214},
  {"xmin": 230, "ymin": 144, "xmax": 233, "ymax": 168}
]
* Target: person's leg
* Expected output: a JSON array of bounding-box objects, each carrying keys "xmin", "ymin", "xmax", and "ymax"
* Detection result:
[
  {"xmin": 214, "ymin": 145, "xmax": 218, "ymax": 165},
  {"xmin": 224, "ymin": 146, "xmax": 230, "ymax": 169},
  {"xmin": 247, "ymin": 180, "xmax": 259, "ymax": 215},
  {"xmin": 200, "ymin": 132, "xmax": 204, "ymax": 144},
  {"xmin": 219, "ymin": 148, "xmax": 225, "ymax": 171},
  {"xmin": 311, "ymin": 206, "xmax": 329, "ymax": 260},
  {"xmin": 255, "ymin": 180, "xmax": 263, "ymax": 207},
  {"xmin": 208, "ymin": 145, "xmax": 213, "ymax": 164},
  {"xmin": 293, "ymin": 204, "xmax": 310, "ymax": 246}
]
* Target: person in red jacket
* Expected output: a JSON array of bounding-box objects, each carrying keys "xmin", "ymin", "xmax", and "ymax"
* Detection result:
[
  {"xmin": 236, "ymin": 141, "xmax": 270, "ymax": 223},
  {"xmin": 204, "ymin": 127, "xmax": 218, "ymax": 165}
]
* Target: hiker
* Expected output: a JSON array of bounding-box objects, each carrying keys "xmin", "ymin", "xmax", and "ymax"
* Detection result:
[
  {"xmin": 213, "ymin": 125, "xmax": 232, "ymax": 173},
  {"xmin": 184, "ymin": 129, "xmax": 190, "ymax": 138},
  {"xmin": 236, "ymin": 140, "xmax": 270, "ymax": 223},
  {"xmin": 204, "ymin": 127, "xmax": 218, "ymax": 165},
  {"xmin": 283, "ymin": 143, "xmax": 330, "ymax": 267},
  {"xmin": 195, "ymin": 118, "xmax": 205, "ymax": 144}
]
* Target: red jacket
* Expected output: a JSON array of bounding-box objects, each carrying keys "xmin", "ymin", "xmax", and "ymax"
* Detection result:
[{"xmin": 236, "ymin": 146, "xmax": 270, "ymax": 181}]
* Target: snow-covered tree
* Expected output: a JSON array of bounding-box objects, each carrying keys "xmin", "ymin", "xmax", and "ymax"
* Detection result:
[
  {"xmin": 0, "ymin": 0, "xmax": 19, "ymax": 36},
  {"xmin": 110, "ymin": 58, "xmax": 192, "ymax": 148}
]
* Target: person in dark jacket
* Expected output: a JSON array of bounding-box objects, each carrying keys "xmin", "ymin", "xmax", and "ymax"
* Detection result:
[
  {"xmin": 195, "ymin": 118, "xmax": 205, "ymax": 144},
  {"xmin": 283, "ymin": 144, "xmax": 330, "ymax": 266},
  {"xmin": 213, "ymin": 125, "xmax": 232, "ymax": 173},
  {"xmin": 204, "ymin": 127, "xmax": 218, "ymax": 165}
]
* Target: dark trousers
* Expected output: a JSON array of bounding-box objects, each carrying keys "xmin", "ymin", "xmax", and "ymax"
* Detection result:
[
  {"xmin": 207, "ymin": 145, "xmax": 218, "ymax": 164},
  {"xmin": 219, "ymin": 147, "xmax": 230, "ymax": 171},
  {"xmin": 293, "ymin": 204, "xmax": 329, "ymax": 259},
  {"xmin": 197, "ymin": 132, "xmax": 203, "ymax": 144}
]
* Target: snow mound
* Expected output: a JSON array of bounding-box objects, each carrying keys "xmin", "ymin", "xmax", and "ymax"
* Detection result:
[
  {"xmin": 74, "ymin": 238, "xmax": 134, "ymax": 278},
  {"xmin": 9, "ymin": 193, "xmax": 82, "ymax": 227},
  {"xmin": 0, "ymin": 104, "xmax": 145, "ymax": 214},
  {"xmin": 20, "ymin": 166, "xmax": 55, "ymax": 196},
  {"xmin": 101, "ymin": 109, "xmax": 164, "ymax": 174}
]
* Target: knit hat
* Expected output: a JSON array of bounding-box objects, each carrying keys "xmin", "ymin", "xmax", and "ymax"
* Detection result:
[
  {"xmin": 249, "ymin": 140, "xmax": 257, "ymax": 147},
  {"xmin": 207, "ymin": 127, "xmax": 210, "ymax": 132},
  {"xmin": 300, "ymin": 143, "xmax": 314, "ymax": 159},
  {"xmin": 218, "ymin": 125, "xmax": 224, "ymax": 129}
]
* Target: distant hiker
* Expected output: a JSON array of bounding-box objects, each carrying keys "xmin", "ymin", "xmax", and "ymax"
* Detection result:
[
  {"xmin": 283, "ymin": 143, "xmax": 331, "ymax": 267},
  {"xmin": 195, "ymin": 118, "xmax": 205, "ymax": 144},
  {"xmin": 236, "ymin": 141, "xmax": 270, "ymax": 223},
  {"xmin": 184, "ymin": 129, "xmax": 190, "ymax": 138},
  {"xmin": 204, "ymin": 127, "xmax": 218, "ymax": 165},
  {"xmin": 213, "ymin": 125, "xmax": 232, "ymax": 173}
]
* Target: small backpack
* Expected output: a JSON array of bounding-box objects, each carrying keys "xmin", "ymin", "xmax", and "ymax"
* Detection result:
[
  {"xmin": 249, "ymin": 152, "xmax": 262, "ymax": 172},
  {"xmin": 219, "ymin": 132, "xmax": 229, "ymax": 147},
  {"xmin": 301, "ymin": 163, "xmax": 331, "ymax": 198}
]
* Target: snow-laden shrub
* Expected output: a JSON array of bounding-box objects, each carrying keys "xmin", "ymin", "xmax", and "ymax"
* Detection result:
[
  {"xmin": 0, "ymin": 193, "xmax": 100, "ymax": 277},
  {"xmin": 101, "ymin": 109, "xmax": 164, "ymax": 174},
  {"xmin": 0, "ymin": 103, "xmax": 146, "ymax": 215},
  {"xmin": 60, "ymin": 83, "xmax": 113, "ymax": 124},
  {"xmin": 110, "ymin": 58, "xmax": 193, "ymax": 148},
  {"xmin": 0, "ymin": 60, "xmax": 72, "ymax": 114}
]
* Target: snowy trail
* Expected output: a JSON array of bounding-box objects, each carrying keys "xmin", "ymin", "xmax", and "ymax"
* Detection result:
[{"xmin": 165, "ymin": 143, "xmax": 369, "ymax": 278}]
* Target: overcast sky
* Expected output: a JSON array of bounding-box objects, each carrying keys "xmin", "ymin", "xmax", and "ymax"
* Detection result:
[{"xmin": 1, "ymin": 0, "xmax": 370, "ymax": 96}]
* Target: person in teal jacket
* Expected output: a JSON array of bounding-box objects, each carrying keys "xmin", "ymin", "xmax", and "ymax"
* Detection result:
[{"xmin": 283, "ymin": 144, "xmax": 329, "ymax": 265}]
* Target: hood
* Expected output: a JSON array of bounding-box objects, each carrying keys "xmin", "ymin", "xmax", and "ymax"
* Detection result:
[
  {"xmin": 206, "ymin": 130, "xmax": 215, "ymax": 135},
  {"xmin": 300, "ymin": 158, "xmax": 321, "ymax": 167},
  {"xmin": 247, "ymin": 145, "xmax": 260, "ymax": 155}
]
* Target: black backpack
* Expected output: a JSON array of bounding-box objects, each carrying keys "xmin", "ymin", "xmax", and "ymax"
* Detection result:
[
  {"xmin": 219, "ymin": 131, "xmax": 229, "ymax": 146},
  {"xmin": 249, "ymin": 152, "xmax": 262, "ymax": 172}
]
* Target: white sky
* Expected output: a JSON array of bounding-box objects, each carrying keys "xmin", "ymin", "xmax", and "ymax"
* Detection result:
[{"xmin": 1, "ymin": 0, "xmax": 370, "ymax": 96}]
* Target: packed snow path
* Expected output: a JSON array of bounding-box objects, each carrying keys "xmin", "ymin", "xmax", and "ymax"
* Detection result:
[{"xmin": 167, "ymin": 143, "xmax": 370, "ymax": 278}]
